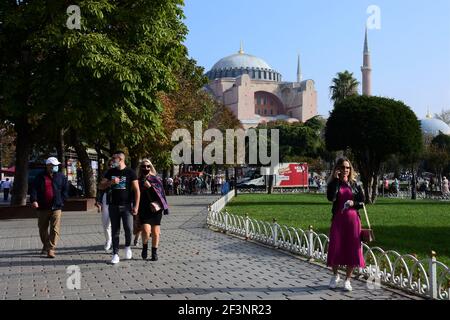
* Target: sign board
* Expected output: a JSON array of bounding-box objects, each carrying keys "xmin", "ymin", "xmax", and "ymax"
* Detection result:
[{"xmin": 273, "ymin": 163, "xmax": 308, "ymax": 187}]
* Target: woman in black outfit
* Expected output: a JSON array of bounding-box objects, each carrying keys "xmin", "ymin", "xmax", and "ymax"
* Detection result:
[{"xmin": 138, "ymin": 159, "xmax": 169, "ymax": 261}]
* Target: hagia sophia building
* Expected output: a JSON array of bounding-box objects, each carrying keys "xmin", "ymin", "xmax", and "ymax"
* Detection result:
[{"xmin": 204, "ymin": 43, "xmax": 318, "ymax": 129}]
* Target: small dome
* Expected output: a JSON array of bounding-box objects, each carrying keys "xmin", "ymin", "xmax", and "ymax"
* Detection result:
[{"xmin": 420, "ymin": 118, "xmax": 450, "ymax": 136}]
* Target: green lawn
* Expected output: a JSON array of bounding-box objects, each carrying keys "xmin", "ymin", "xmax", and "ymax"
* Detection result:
[{"xmin": 225, "ymin": 193, "xmax": 450, "ymax": 267}]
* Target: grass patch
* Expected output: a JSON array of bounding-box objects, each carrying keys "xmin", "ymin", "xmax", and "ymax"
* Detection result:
[{"xmin": 225, "ymin": 193, "xmax": 450, "ymax": 267}]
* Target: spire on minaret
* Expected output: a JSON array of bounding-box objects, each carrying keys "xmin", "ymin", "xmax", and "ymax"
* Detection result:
[
  {"xmin": 426, "ymin": 108, "xmax": 433, "ymax": 119},
  {"xmin": 361, "ymin": 27, "xmax": 372, "ymax": 96},
  {"xmin": 364, "ymin": 27, "xmax": 369, "ymax": 53},
  {"xmin": 238, "ymin": 41, "xmax": 244, "ymax": 54},
  {"xmin": 297, "ymin": 53, "xmax": 302, "ymax": 83}
]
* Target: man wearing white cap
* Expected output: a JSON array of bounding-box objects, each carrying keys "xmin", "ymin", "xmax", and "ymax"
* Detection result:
[{"xmin": 30, "ymin": 157, "xmax": 68, "ymax": 258}]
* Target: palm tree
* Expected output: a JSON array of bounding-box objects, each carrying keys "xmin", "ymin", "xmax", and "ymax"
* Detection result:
[{"xmin": 329, "ymin": 71, "xmax": 360, "ymax": 106}]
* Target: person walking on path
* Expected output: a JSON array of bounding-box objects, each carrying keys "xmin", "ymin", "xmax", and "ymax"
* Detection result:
[
  {"xmin": 442, "ymin": 176, "xmax": 449, "ymax": 195},
  {"xmin": 99, "ymin": 151, "xmax": 140, "ymax": 265},
  {"xmin": 95, "ymin": 159, "xmax": 114, "ymax": 252},
  {"xmin": 326, "ymin": 158, "xmax": 366, "ymax": 292},
  {"xmin": 2, "ymin": 178, "xmax": 12, "ymax": 202},
  {"xmin": 137, "ymin": 159, "xmax": 169, "ymax": 261},
  {"xmin": 30, "ymin": 157, "xmax": 68, "ymax": 259}
]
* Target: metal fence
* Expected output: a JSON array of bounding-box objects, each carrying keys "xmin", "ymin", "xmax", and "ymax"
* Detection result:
[
  {"xmin": 206, "ymin": 191, "xmax": 450, "ymax": 300},
  {"xmin": 237, "ymin": 188, "xmax": 450, "ymax": 201}
]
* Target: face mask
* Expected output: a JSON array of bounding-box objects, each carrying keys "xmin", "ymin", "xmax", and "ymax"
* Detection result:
[
  {"xmin": 52, "ymin": 166, "xmax": 59, "ymax": 173},
  {"xmin": 111, "ymin": 161, "xmax": 120, "ymax": 169}
]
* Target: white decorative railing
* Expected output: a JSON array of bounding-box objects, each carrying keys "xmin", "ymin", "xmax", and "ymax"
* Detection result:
[{"xmin": 206, "ymin": 194, "xmax": 450, "ymax": 300}]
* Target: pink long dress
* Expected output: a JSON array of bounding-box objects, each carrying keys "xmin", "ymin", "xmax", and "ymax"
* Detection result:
[{"xmin": 327, "ymin": 183, "xmax": 366, "ymax": 268}]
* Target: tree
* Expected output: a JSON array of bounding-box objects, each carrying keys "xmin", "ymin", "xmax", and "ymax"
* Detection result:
[
  {"xmin": 325, "ymin": 96, "xmax": 423, "ymax": 204},
  {"xmin": 423, "ymin": 133, "xmax": 450, "ymax": 183},
  {"xmin": 1, "ymin": 0, "xmax": 189, "ymax": 203},
  {"xmin": 329, "ymin": 71, "xmax": 359, "ymax": 106},
  {"xmin": 435, "ymin": 109, "xmax": 450, "ymax": 126}
]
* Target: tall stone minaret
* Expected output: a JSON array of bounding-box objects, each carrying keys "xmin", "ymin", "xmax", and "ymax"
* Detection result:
[
  {"xmin": 361, "ymin": 28, "xmax": 372, "ymax": 96},
  {"xmin": 297, "ymin": 53, "xmax": 302, "ymax": 83}
]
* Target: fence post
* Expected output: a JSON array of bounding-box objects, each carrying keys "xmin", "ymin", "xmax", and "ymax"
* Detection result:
[
  {"xmin": 272, "ymin": 218, "xmax": 278, "ymax": 248},
  {"xmin": 429, "ymin": 250, "xmax": 437, "ymax": 299},
  {"xmin": 245, "ymin": 213, "xmax": 249, "ymax": 240},
  {"xmin": 308, "ymin": 225, "xmax": 314, "ymax": 261},
  {"xmin": 224, "ymin": 210, "xmax": 229, "ymax": 234}
]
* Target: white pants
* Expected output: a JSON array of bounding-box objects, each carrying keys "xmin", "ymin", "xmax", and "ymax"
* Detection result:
[{"xmin": 101, "ymin": 194, "xmax": 112, "ymax": 244}]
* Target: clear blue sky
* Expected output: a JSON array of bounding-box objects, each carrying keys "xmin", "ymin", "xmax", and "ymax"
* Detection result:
[{"xmin": 183, "ymin": 0, "xmax": 450, "ymax": 119}]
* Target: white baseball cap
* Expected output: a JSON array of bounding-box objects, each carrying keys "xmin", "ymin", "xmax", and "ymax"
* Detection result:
[{"xmin": 46, "ymin": 157, "xmax": 61, "ymax": 166}]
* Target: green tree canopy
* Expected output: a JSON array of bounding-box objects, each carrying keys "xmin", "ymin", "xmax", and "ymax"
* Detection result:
[
  {"xmin": 325, "ymin": 95, "xmax": 423, "ymax": 203},
  {"xmin": 0, "ymin": 0, "xmax": 189, "ymax": 204}
]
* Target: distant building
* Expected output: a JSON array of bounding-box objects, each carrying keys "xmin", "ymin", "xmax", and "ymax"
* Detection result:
[
  {"xmin": 205, "ymin": 44, "xmax": 318, "ymax": 129},
  {"xmin": 420, "ymin": 110, "xmax": 450, "ymax": 137}
]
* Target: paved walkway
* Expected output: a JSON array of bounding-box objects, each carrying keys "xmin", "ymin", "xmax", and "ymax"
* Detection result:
[{"xmin": 0, "ymin": 195, "xmax": 420, "ymax": 300}]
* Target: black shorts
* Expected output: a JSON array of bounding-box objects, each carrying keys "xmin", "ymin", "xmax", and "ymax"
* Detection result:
[{"xmin": 139, "ymin": 210, "xmax": 163, "ymax": 226}]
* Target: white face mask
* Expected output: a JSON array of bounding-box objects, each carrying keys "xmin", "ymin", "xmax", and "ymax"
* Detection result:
[{"xmin": 111, "ymin": 160, "xmax": 120, "ymax": 168}]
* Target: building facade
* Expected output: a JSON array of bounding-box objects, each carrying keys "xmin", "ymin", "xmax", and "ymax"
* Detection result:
[{"xmin": 205, "ymin": 46, "xmax": 318, "ymax": 129}]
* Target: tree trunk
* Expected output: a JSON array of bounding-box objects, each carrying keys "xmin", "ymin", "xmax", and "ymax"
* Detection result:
[
  {"xmin": 267, "ymin": 174, "xmax": 274, "ymax": 194},
  {"xmin": 130, "ymin": 156, "xmax": 139, "ymax": 173},
  {"xmin": 109, "ymin": 138, "xmax": 117, "ymax": 155},
  {"xmin": 71, "ymin": 131, "xmax": 96, "ymax": 198},
  {"xmin": 11, "ymin": 122, "xmax": 32, "ymax": 206},
  {"xmin": 371, "ymin": 174, "xmax": 378, "ymax": 204},
  {"xmin": 56, "ymin": 128, "xmax": 66, "ymax": 175},
  {"xmin": 411, "ymin": 171, "xmax": 417, "ymax": 200}
]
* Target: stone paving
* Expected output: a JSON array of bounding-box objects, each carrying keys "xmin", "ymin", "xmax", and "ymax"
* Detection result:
[{"xmin": 0, "ymin": 195, "xmax": 421, "ymax": 300}]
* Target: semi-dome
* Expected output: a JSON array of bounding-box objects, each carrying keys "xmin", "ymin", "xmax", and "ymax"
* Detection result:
[
  {"xmin": 420, "ymin": 112, "xmax": 450, "ymax": 136},
  {"xmin": 206, "ymin": 45, "xmax": 282, "ymax": 82}
]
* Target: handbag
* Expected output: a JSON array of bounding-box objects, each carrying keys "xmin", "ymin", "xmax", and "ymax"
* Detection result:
[
  {"xmin": 150, "ymin": 201, "xmax": 161, "ymax": 213},
  {"xmin": 361, "ymin": 204, "xmax": 375, "ymax": 243}
]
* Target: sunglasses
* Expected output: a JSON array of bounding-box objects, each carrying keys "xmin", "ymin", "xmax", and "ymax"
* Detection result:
[{"xmin": 141, "ymin": 165, "xmax": 151, "ymax": 169}]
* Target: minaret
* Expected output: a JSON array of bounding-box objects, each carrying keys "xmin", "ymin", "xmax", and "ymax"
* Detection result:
[
  {"xmin": 297, "ymin": 53, "xmax": 302, "ymax": 83},
  {"xmin": 361, "ymin": 27, "xmax": 372, "ymax": 96}
]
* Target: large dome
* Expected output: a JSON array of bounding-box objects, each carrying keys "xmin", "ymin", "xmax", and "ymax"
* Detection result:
[
  {"xmin": 420, "ymin": 116, "xmax": 450, "ymax": 137},
  {"xmin": 206, "ymin": 46, "xmax": 282, "ymax": 82},
  {"xmin": 211, "ymin": 53, "xmax": 272, "ymax": 70}
]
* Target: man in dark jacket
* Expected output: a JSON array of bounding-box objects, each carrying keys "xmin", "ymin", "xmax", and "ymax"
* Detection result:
[{"xmin": 30, "ymin": 157, "xmax": 68, "ymax": 258}]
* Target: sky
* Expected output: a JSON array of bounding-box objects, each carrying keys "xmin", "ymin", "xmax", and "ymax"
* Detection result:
[{"xmin": 182, "ymin": 0, "xmax": 450, "ymax": 119}]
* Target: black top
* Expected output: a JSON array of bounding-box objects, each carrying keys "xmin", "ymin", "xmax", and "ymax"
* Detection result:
[
  {"xmin": 104, "ymin": 167, "xmax": 137, "ymax": 206},
  {"xmin": 326, "ymin": 178, "xmax": 365, "ymax": 218},
  {"xmin": 138, "ymin": 179, "xmax": 160, "ymax": 215}
]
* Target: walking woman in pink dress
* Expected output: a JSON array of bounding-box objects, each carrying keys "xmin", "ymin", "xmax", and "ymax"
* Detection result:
[{"xmin": 326, "ymin": 158, "xmax": 366, "ymax": 291}]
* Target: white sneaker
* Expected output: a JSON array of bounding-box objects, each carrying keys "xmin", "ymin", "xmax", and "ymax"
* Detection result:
[
  {"xmin": 104, "ymin": 241, "xmax": 112, "ymax": 252},
  {"xmin": 329, "ymin": 274, "xmax": 341, "ymax": 289},
  {"xmin": 344, "ymin": 279, "xmax": 353, "ymax": 292},
  {"xmin": 111, "ymin": 254, "xmax": 120, "ymax": 264},
  {"xmin": 124, "ymin": 246, "xmax": 132, "ymax": 260}
]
